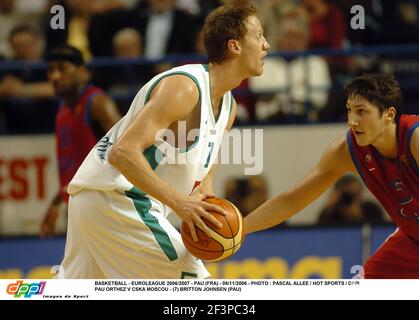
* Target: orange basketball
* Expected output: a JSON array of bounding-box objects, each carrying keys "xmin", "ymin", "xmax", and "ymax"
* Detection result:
[{"xmin": 180, "ymin": 197, "xmax": 245, "ymax": 262}]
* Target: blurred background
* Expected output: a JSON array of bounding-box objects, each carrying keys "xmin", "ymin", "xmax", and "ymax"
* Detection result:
[{"xmin": 0, "ymin": 0, "xmax": 418, "ymax": 279}]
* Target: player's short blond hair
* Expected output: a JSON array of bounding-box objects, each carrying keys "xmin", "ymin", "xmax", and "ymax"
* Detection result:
[{"xmin": 202, "ymin": 4, "xmax": 257, "ymax": 64}]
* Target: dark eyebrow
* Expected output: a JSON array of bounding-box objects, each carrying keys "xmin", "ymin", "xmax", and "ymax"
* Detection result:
[{"xmin": 347, "ymin": 104, "xmax": 366, "ymax": 109}]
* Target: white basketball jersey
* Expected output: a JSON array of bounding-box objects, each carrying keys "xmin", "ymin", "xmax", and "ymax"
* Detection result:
[{"xmin": 68, "ymin": 64, "xmax": 232, "ymax": 202}]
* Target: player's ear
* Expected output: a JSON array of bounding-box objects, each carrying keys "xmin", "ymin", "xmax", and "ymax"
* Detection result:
[
  {"xmin": 386, "ymin": 107, "xmax": 396, "ymax": 122},
  {"xmin": 227, "ymin": 39, "xmax": 241, "ymax": 55}
]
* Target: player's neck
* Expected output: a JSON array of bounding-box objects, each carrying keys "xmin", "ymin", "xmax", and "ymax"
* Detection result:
[
  {"xmin": 208, "ymin": 62, "xmax": 243, "ymax": 98},
  {"xmin": 371, "ymin": 122, "xmax": 398, "ymax": 159},
  {"xmin": 63, "ymin": 83, "xmax": 86, "ymax": 106}
]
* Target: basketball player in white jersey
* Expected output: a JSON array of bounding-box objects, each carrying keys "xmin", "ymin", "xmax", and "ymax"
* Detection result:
[{"xmin": 58, "ymin": 4, "xmax": 269, "ymax": 279}]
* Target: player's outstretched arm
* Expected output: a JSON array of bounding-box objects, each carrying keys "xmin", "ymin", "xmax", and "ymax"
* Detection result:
[
  {"xmin": 411, "ymin": 126, "xmax": 419, "ymax": 164},
  {"xmin": 108, "ymin": 75, "xmax": 227, "ymax": 241},
  {"xmin": 244, "ymin": 135, "xmax": 356, "ymax": 234}
]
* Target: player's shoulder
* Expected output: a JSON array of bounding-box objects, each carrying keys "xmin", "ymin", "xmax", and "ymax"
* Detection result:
[
  {"xmin": 144, "ymin": 72, "xmax": 200, "ymax": 119},
  {"xmin": 151, "ymin": 73, "xmax": 200, "ymax": 102},
  {"xmin": 410, "ymin": 123, "xmax": 419, "ymax": 162},
  {"xmin": 329, "ymin": 134, "xmax": 350, "ymax": 155},
  {"xmin": 147, "ymin": 64, "xmax": 207, "ymax": 101},
  {"xmin": 400, "ymin": 114, "xmax": 419, "ymax": 126}
]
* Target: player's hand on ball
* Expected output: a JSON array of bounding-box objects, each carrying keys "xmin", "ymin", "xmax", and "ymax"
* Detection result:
[
  {"xmin": 173, "ymin": 191, "xmax": 227, "ymax": 242},
  {"xmin": 181, "ymin": 197, "xmax": 244, "ymax": 261}
]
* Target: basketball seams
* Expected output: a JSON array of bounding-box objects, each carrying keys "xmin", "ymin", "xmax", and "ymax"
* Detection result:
[
  {"xmin": 223, "ymin": 199, "xmax": 242, "ymax": 237},
  {"xmin": 182, "ymin": 224, "xmax": 234, "ymax": 251},
  {"xmin": 180, "ymin": 198, "xmax": 244, "ymax": 261},
  {"xmin": 223, "ymin": 199, "xmax": 244, "ymax": 255}
]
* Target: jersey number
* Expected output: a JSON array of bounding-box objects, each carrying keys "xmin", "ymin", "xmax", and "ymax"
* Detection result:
[{"xmin": 204, "ymin": 142, "xmax": 214, "ymax": 168}]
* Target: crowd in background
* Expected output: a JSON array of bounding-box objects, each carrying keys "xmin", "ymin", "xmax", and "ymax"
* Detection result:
[
  {"xmin": 0, "ymin": 0, "xmax": 417, "ymax": 233},
  {"xmin": 0, "ymin": 0, "xmax": 418, "ymax": 134}
]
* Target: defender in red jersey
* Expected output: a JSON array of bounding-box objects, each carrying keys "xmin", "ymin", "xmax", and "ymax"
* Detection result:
[
  {"xmin": 244, "ymin": 74, "xmax": 419, "ymax": 278},
  {"xmin": 39, "ymin": 45, "xmax": 121, "ymax": 238}
]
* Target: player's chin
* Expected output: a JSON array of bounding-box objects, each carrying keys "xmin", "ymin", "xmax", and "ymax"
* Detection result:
[
  {"xmin": 355, "ymin": 136, "xmax": 369, "ymax": 147},
  {"xmin": 252, "ymin": 66, "xmax": 264, "ymax": 77}
]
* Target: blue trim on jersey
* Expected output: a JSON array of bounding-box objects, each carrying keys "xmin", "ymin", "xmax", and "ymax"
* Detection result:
[
  {"xmin": 143, "ymin": 144, "xmax": 164, "ymax": 169},
  {"xmin": 83, "ymin": 91, "xmax": 102, "ymax": 126},
  {"xmin": 346, "ymin": 130, "xmax": 366, "ymax": 184},
  {"xmin": 229, "ymin": 92, "xmax": 233, "ymax": 116},
  {"xmin": 407, "ymin": 122, "xmax": 419, "ymax": 176}
]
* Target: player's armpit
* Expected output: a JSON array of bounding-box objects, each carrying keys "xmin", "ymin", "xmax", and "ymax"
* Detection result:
[{"xmin": 410, "ymin": 126, "xmax": 419, "ymax": 164}]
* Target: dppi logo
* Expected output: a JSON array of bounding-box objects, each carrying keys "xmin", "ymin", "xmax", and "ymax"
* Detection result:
[{"xmin": 6, "ymin": 280, "xmax": 46, "ymax": 298}]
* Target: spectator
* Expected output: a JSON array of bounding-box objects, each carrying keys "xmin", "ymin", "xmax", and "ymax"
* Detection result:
[
  {"xmin": 301, "ymin": 0, "xmax": 347, "ymax": 49},
  {"xmin": 254, "ymin": 0, "xmax": 297, "ymax": 51},
  {"xmin": 113, "ymin": 28, "xmax": 143, "ymax": 59},
  {"xmin": 40, "ymin": 45, "xmax": 121, "ymax": 237},
  {"xmin": 317, "ymin": 174, "xmax": 385, "ymax": 225},
  {"xmin": 0, "ymin": 0, "xmax": 28, "ymax": 58},
  {"xmin": 88, "ymin": 3, "xmax": 140, "ymax": 57},
  {"xmin": 8, "ymin": 24, "xmax": 45, "ymax": 62},
  {"xmin": 136, "ymin": 0, "xmax": 200, "ymax": 60},
  {"xmin": 93, "ymin": 27, "xmax": 151, "ymax": 110},
  {"xmin": 0, "ymin": 25, "xmax": 49, "ymax": 99},
  {"xmin": 249, "ymin": 13, "xmax": 331, "ymax": 123},
  {"xmin": 0, "ymin": 24, "xmax": 55, "ymax": 133}
]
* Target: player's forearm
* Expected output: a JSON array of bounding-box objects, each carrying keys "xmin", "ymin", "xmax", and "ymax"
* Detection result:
[
  {"xmin": 244, "ymin": 192, "xmax": 298, "ymax": 234},
  {"xmin": 108, "ymin": 147, "xmax": 187, "ymax": 209}
]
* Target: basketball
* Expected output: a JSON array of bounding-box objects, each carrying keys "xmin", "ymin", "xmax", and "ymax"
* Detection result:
[{"xmin": 180, "ymin": 198, "xmax": 244, "ymax": 262}]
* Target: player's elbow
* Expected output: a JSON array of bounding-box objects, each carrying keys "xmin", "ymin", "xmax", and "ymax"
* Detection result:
[{"xmin": 108, "ymin": 143, "xmax": 129, "ymax": 170}]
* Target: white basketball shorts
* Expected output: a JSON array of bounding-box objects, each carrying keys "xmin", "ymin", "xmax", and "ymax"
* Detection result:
[{"xmin": 58, "ymin": 188, "xmax": 210, "ymax": 279}]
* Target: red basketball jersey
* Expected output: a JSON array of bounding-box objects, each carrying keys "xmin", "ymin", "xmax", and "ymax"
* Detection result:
[
  {"xmin": 347, "ymin": 114, "xmax": 419, "ymax": 241},
  {"xmin": 55, "ymin": 85, "xmax": 104, "ymax": 201}
]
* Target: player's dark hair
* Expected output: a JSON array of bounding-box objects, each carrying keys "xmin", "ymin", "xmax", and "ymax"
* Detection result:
[
  {"xmin": 345, "ymin": 73, "xmax": 404, "ymax": 123},
  {"xmin": 202, "ymin": 4, "xmax": 257, "ymax": 64},
  {"xmin": 46, "ymin": 44, "xmax": 84, "ymax": 66}
]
